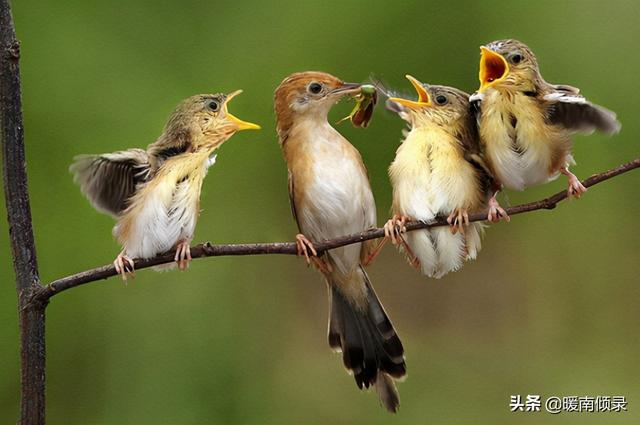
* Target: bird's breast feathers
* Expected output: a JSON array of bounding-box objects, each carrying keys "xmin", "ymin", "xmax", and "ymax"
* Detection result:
[
  {"xmin": 114, "ymin": 155, "xmax": 210, "ymax": 258},
  {"xmin": 285, "ymin": 122, "xmax": 375, "ymax": 275},
  {"xmin": 390, "ymin": 128, "xmax": 482, "ymax": 220},
  {"xmin": 479, "ymin": 89, "xmax": 570, "ymax": 189}
]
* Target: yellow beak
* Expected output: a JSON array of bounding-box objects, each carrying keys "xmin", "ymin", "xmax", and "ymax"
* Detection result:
[
  {"xmin": 224, "ymin": 90, "xmax": 261, "ymax": 131},
  {"xmin": 388, "ymin": 75, "xmax": 431, "ymax": 109},
  {"xmin": 478, "ymin": 46, "xmax": 509, "ymax": 91}
]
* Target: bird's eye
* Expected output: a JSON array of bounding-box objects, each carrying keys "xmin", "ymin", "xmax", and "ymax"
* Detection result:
[
  {"xmin": 308, "ymin": 82, "xmax": 323, "ymax": 94},
  {"xmin": 207, "ymin": 100, "xmax": 220, "ymax": 112},
  {"xmin": 510, "ymin": 53, "xmax": 523, "ymax": 64},
  {"xmin": 435, "ymin": 95, "xmax": 448, "ymax": 105}
]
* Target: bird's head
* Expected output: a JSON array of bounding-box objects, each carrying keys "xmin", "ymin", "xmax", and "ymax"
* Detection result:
[
  {"xmin": 274, "ymin": 71, "xmax": 362, "ymax": 138},
  {"xmin": 164, "ymin": 91, "xmax": 260, "ymax": 152},
  {"xmin": 387, "ymin": 75, "xmax": 471, "ymax": 131},
  {"xmin": 477, "ymin": 39, "xmax": 540, "ymax": 93}
]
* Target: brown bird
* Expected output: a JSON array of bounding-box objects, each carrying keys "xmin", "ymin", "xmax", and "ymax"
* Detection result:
[
  {"xmin": 274, "ymin": 71, "xmax": 406, "ymax": 412},
  {"xmin": 471, "ymin": 39, "xmax": 621, "ymax": 220},
  {"xmin": 71, "ymin": 91, "xmax": 260, "ymax": 278},
  {"xmin": 381, "ymin": 75, "xmax": 494, "ymax": 277}
]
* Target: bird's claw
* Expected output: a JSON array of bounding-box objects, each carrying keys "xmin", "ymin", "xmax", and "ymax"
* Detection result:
[
  {"xmin": 567, "ymin": 175, "xmax": 587, "ymax": 198},
  {"xmin": 295, "ymin": 234, "xmax": 331, "ymax": 273},
  {"xmin": 295, "ymin": 233, "xmax": 317, "ymax": 264},
  {"xmin": 487, "ymin": 196, "xmax": 510, "ymax": 223},
  {"xmin": 174, "ymin": 240, "xmax": 192, "ymax": 270},
  {"xmin": 383, "ymin": 214, "xmax": 408, "ymax": 245},
  {"xmin": 447, "ymin": 209, "xmax": 470, "ymax": 234},
  {"xmin": 561, "ymin": 167, "xmax": 587, "ymax": 199},
  {"xmin": 114, "ymin": 252, "xmax": 134, "ymax": 281},
  {"xmin": 383, "ymin": 215, "xmax": 419, "ymax": 268}
]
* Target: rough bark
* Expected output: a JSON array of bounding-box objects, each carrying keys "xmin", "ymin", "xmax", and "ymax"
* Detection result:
[{"xmin": 1, "ymin": 1, "xmax": 46, "ymax": 424}]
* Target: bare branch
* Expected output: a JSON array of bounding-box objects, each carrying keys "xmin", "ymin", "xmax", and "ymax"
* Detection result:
[
  {"xmin": 1, "ymin": 0, "xmax": 46, "ymax": 423},
  {"xmin": 36, "ymin": 158, "xmax": 640, "ymax": 302}
]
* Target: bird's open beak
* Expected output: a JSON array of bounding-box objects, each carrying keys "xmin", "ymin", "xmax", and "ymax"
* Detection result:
[
  {"xmin": 224, "ymin": 90, "xmax": 261, "ymax": 131},
  {"xmin": 330, "ymin": 82, "xmax": 362, "ymax": 96},
  {"xmin": 479, "ymin": 46, "xmax": 509, "ymax": 91},
  {"xmin": 388, "ymin": 75, "xmax": 431, "ymax": 109}
]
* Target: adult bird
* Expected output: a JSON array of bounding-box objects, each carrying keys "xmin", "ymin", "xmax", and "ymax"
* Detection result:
[
  {"xmin": 274, "ymin": 71, "xmax": 406, "ymax": 412},
  {"xmin": 471, "ymin": 39, "xmax": 621, "ymax": 220},
  {"xmin": 71, "ymin": 91, "xmax": 260, "ymax": 278},
  {"xmin": 382, "ymin": 75, "xmax": 494, "ymax": 278}
]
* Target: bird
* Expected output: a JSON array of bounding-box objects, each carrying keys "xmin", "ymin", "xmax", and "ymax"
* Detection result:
[
  {"xmin": 380, "ymin": 75, "xmax": 494, "ymax": 278},
  {"xmin": 274, "ymin": 71, "xmax": 406, "ymax": 412},
  {"xmin": 470, "ymin": 39, "xmax": 621, "ymax": 220},
  {"xmin": 71, "ymin": 91, "xmax": 260, "ymax": 278}
]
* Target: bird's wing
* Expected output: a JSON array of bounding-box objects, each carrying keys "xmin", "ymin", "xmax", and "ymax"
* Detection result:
[
  {"xmin": 70, "ymin": 149, "xmax": 150, "ymax": 217},
  {"xmin": 287, "ymin": 170, "xmax": 302, "ymax": 231},
  {"xmin": 544, "ymin": 85, "xmax": 621, "ymax": 135},
  {"xmin": 469, "ymin": 91, "xmax": 484, "ymax": 125},
  {"xmin": 466, "ymin": 151, "xmax": 497, "ymax": 196}
]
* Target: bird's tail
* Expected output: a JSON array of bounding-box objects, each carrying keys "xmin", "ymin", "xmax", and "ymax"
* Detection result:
[
  {"xmin": 328, "ymin": 266, "xmax": 406, "ymax": 412},
  {"xmin": 404, "ymin": 224, "xmax": 484, "ymax": 278}
]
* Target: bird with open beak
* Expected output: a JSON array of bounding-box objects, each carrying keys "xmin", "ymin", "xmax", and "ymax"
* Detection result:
[
  {"xmin": 274, "ymin": 71, "xmax": 406, "ymax": 412},
  {"xmin": 380, "ymin": 75, "xmax": 494, "ymax": 278},
  {"xmin": 71, "ymin": 91, "xmax": 260, "ymax": 279},
  {"xmin": 471, "ymin": 39, "xmax": 621, "ymax": 220}
]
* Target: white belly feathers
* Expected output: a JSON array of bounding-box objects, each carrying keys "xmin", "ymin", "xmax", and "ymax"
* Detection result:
[
  {"xmin": 114, "ymin": 156, "xmax": 210, "ymax": 260},
  {"xmin": 390, "ymin": 128, "xmax": 483, "ymax": 278},
  {"xmin": 296, "ymin": 128, "xmax": 376, "ymax": 276}
]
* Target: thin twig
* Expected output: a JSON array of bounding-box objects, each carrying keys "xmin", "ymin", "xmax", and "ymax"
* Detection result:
[{"xmin": 35, "ymin": 158, "xmax": 640, "ymax": 302}]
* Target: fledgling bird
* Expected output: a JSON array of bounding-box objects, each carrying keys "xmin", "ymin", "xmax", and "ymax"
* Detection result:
[
  {"xmin": 274, "ymin": 71, "xmax": 406, "ymax": 412},
  {"xmin": 382, "ymin": 75, "xmax": 494, "ymax": 278},
  {"xmin": 71, "ymin": 91, "xmax": 260, "ymax": 278},
  {"xmin": 471, "ymin": 39, "xmax": 621, "ymax": 220}
]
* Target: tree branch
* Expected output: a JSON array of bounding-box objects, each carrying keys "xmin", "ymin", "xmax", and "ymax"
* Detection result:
[
  {"xmin": 36, "ymin": 158, "xmax": 640, "ymax": 302},
  {"xmin": 1, "ymin": 0, "xmax": 46, "ymax": 423}
]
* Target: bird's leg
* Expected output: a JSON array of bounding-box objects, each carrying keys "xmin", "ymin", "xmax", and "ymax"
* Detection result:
[
  {"xmin": 381, "ymin": 215, "xmax": 419, "ymax": 269},
  {"xmin": 487, "ymin": 191, "xmax": 510, "ymax": 223},
  {"xmin": 560, "ymin": 166, "xmax": 587, "ymax": 198},
  {"xmin": 362, "ymin": 217, "xmax": 404, "ymax": 266},
  {"xmin": 383, "ymin": 214, "xmax": 409, "ymax": 245},
  {"xmin": 447, "ymin": 208, "xmax": 470, "ymax": 234},
  {"xmin": 295, "ymin": 233, "xmax": 332, "ymax": 273},
  {"xmin": 174, "ymin": 239, "xmax": 192, "ymax": 270},
  {"xmin": 362, "ymin": 237, "xmax": 387, "ymax": 266},
  {"xmin": 113, "ymin": 251, "xmax": 134, "ymax": 281}
]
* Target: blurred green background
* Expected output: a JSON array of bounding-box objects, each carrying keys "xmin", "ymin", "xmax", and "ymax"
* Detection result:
[{"xmin": 1, "ymin": 0, "xmax": 639, "ymax": 424}]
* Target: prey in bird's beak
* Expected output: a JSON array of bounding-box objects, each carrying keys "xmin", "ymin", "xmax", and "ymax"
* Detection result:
[
  {"xmin": 336, "ymin": 84, "xmax": 378, "ymax": 128},
  {"xmin": 388, "ymin": 75, "xmax": 431, "ymax": 109},
  {"xmin": 478, "ymin": 46, "xmax": 509, "ymax": 91},
  {"xmin": 224, "ymin": 90, "xmax": 261, "ymax": 131}
]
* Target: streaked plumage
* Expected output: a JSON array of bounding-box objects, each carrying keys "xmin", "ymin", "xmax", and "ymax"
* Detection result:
[
  {"xmin": 471, "ymin": 39, "xmax": 620, "ymax": 207},
  {"xmin": 385, "ymin": 76, "xmax": 493, "ymax": 278},
  {"xmin": 71, "ymin": 91, "xmax": 260, "ymax": 277},
  {"xmin": 275, "ymin": 71, "xmax": 405, "ymax": 412}
]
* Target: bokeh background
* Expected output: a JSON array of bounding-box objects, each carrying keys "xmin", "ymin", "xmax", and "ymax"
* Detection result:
[{"xmin": 1, "ymin": 0, "xmax": 639, "ymax": 424}]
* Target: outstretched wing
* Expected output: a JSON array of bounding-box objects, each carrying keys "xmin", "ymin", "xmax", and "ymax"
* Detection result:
[
  {"xmin": 70, "ymin": 149, "xmax": 150, "ymax": 217},
  {"xmin": 544, "ymin": 85, "xmax": 621, "ymax": 135}
]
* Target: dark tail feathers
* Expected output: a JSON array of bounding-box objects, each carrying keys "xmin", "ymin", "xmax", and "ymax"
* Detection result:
[{"xmin": 328, "ymin": 266, "xmax": 406, "ymax": 412}]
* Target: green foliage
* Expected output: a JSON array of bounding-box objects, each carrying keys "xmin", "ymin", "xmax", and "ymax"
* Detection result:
[{"xmin": 1, "ymin": 0, "xmax": 639, "ymax": 423}]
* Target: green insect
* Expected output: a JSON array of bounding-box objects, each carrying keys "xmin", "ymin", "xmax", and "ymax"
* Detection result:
[{"xmin": 337, "ymin": 84, "xmax": 378, "ymax": 128}]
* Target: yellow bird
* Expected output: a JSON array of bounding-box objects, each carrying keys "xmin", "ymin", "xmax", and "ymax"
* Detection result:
[
  {"xmin": 471, "ymin": 39, "xmax": 621, "ymax": 219},
  {"xmin": 382, "ymin": 75, "xmax": 494, "ymax": 278},
  {"xmin": 71, "ymin": 91, "xmax": 260, "ymax": 278},
  {"xmin": 274, "ymin": 71, "xmax": 406, "ymax": 412}
]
